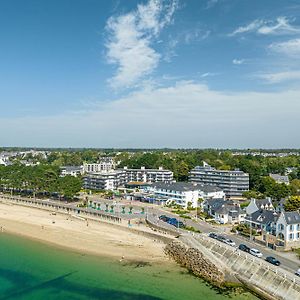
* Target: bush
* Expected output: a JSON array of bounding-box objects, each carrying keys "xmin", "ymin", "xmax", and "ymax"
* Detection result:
[{"xmin": 184, "ymin": 226, "xmax": 201, "ymax": 233}]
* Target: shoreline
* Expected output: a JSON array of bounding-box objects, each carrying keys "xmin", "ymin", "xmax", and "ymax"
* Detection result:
[{"xmin": 0, "ymin": 201, "xmax": 171, "ymax": 265}]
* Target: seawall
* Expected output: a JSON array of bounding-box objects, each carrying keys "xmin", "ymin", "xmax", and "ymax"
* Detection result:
[{"xmin": 175, "ymin": 233, "xmax": 300, "ymax": 300}]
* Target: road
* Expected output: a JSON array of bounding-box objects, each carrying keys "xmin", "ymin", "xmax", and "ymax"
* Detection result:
[{"xmin": 148, "ymin": 209, "xmax": 300, "ymax": 276}]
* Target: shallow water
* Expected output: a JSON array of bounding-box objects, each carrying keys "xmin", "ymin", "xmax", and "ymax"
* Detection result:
[{"xmin": 0, "ymin": 233, "xmax": 258, "ymax": 300}]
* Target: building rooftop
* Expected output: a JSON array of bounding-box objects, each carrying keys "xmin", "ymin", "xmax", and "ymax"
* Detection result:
[
  {"xmin": 246, "ymin": 209, "xmax": 279, "ymax": 225},
  {"xmin": 151, "ymin": 182, "xmax": 200, "ymax": 191},
  {"xmin": 283, "ymin": 211, "xmax": 300, "ymax": 224}
]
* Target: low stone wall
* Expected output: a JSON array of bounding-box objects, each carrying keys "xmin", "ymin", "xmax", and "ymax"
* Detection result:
[
  {"xmin": 164, "ymin": 241, "xmax": 225, "ymax": 287},
  {"xmin": 146, "ymin": 218, "xmax": 179, "ymax": 237}
]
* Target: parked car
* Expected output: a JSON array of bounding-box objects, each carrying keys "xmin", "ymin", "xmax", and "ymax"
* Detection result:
[
  {"xmin": 159, "ymin": 215, "xmax": 170, "ymax": 222},
  {"xmin": 208, "ymin": 232, "xmax": 218, "ymax": 239},
  {"xmin": 265, "ymin": 256, "xmax": 281, "ymax": 266},
  {"xmin": 295, "ymin": 269, "xmax": 300, "ymax": 276},
  {"xmin": 250, "ymin": 248, "xmax": 263, "ymax": 258},
  {"xmin": 238, "ymin": 244, "xmax": 251, "ymax": 253},
  {"xmin": 216, "ymin": 235, "xmax": 227, "ymax": 242},
  {"xmin": 167, "ymin": 218, "xmax": 177, "ymax": 224},
  {"xmin": 225, "ymin": 239, "xmax": 236, "ymax": 247}
]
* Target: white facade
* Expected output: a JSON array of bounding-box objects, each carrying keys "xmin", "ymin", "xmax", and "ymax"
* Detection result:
[
  {"xmin": 149, "ymin": 183, "xmax": 199, "ymax": 208},
  {"xmin": 121, "ymin": 166, "xmax": 173, "ymax": 183},
  {"xmin": 61, "ymin": 166, "xmax": 84, "ymax": 177},
  {"xmin": 189, "ymin": 162, "xmax": 249, "ymax": 198},
  {"xmin": 198, "ymin": 188, "xmax": 225, "ymax": 201},
  {"xmin": 276, "ymin": 212, "xmax": 300, "ymax": 250},
  {"xmin": 84, "ymin": 158, "xmax": 115, "ymax": 173},
  {"xmin": 83, "ymin": 170, "xmax": 126, "ymax": 191}
]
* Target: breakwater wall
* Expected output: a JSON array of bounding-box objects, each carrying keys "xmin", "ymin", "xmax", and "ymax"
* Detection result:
[
  {"xmin": 165, "ymin": 241, "xmax": 225, "ymax": 287},
  {"xmin": 178, "ymin": 233, "xmax": 300, "ymax": 300}
]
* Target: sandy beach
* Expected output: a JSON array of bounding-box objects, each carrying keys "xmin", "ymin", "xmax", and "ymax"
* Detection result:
[{"xmin": 0, "ymin": 201, "xmax": 170, "ymax": 263}]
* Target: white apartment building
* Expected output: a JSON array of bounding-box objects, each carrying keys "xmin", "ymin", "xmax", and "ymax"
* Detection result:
[
  {"xmin": 121, "ymin": 166, "xmax": 173, "ymax": 183},
  {"xmin": 83, "ymin": 157, "xmax": 116, "ymax": 173},
  {"xmin": 83, "ymin": 170, "xmax": 126, "ymax": 191},
  {"xmin": 189, "ymin": 162, "xmax": 249, "ymax": 198},
  {"xmin": 149, "ymin": 182, "xmax": 200, "ymax": 208}
]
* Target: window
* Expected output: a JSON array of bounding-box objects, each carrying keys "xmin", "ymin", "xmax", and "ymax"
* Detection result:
[
  {"xmin": 289, "ymin": 233, "xmax": 294, "ymax": 240},
  {"xmin": 289, "ymin": 225, "xmax": 294, "ymax": 231},
  {"xmin": 297, "ymin": 224, "xmax": 300, "ymax": 231},
  {"xmin": 278, "ymin": 224, "xmax": 284, "ymax": 231},
  {"xmin": 297, "ymin": 233, "xmax": 300, "ymax": 239}
]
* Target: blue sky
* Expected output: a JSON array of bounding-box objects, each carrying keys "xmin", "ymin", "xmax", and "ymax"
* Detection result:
[{"xmin": 1, "ymin": 0, "xmax": 300, "ymax": 148}]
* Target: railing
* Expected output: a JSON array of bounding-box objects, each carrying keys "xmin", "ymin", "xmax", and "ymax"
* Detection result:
[{"xmin": 0, "ymin": 195, "xmax": 122, "ymax": 223}]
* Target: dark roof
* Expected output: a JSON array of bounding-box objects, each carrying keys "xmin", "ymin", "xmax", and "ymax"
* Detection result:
[
  {"xmin": 151, "ymin": 182, "xmax": 200, "ymax": 191},
  {"xmin": 246, "ymin": 209, "xmax": 279, "ymax": 225},
  {"xmin": 284, "ymin": 211, "xmax": 300, "ymax": 224},
  {"xmin": 206, "ymin": 198, "xmax": 226, "ymax": 209},
  {"xmin": 215, "ymin": 204, "xmax": 244, "ymax": 215},
  {"xmin": 255, "ymin": 198, "xmax": 273, "ymax": 207},
  {"xmin": 61, "ymin": 166, "xmax": 82, "ymax": 171}
]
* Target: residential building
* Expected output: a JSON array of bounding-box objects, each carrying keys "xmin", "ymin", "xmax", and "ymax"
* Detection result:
[
  {"xmin": 149, "ymin": 182, "xmax": 200, "ymax": 208},
  {"xmin": 246, "ymin": 198, "xmax": 274, "ymax": 215},
  {"xmin": 245, "ymin": 209, "xmax": 300, "ymax": 250},
  {"xmin": 189, "ymin": 162, "xmax": 249, "ymax": 198},
  {"xmin": 121, "ymin": 166, "xmax": 173, "ymax": 183},
  {"xmin": 269, "ymin": 173, "xmax": 290, "ymax": 185},
  {"xmin": 203, "ymin": 198, "xmax": 245, "ymax": 224},
  {"xmin": 60, "ymin": 166, "xmax": 84, "ymax": 177},
  {"xmin": 198, "ymin": 185, "xmax": 225, "ymax": 201},
  {"xmin": 83, "ymin": 157, "xmax": 116, "ymax": 173},
  {"xmin": 83, "ymin": 170, "xmax": 126, "ymax": 191},
  {"xmin": 276, "ymin": 211, "xmax": 300, "ymax": 250}
]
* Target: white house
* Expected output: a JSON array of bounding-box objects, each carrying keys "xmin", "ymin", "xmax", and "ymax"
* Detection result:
[
  {"xmin": 198, "ymin": 185, "xmax": 225, "ymax": 201},
  {"xmin": 276, "ymin": 211, "xmax": 300, "ymax": 250},
  {"xmin": 245, "ymin": 209, "xmax": 300, "ymax": 250},
  {"xmin": 60, "ymin": 166, "xmax": 84, "ymax": 177}
]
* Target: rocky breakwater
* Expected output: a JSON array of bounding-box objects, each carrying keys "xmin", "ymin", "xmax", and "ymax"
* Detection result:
[{"xmin": 164, "ymin": 241, "xmax": 225, "ymax": 287}]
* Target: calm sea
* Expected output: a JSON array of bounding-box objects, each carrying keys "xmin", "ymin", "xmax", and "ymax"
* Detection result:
[{"xmin": 0, "ymin": 233, "xmax": 257, "ymax": 300}]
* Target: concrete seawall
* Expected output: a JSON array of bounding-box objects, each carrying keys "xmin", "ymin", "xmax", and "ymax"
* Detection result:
[{"xmin": 179, "ymin": 233, "xmax": 300, "ymax": 300}]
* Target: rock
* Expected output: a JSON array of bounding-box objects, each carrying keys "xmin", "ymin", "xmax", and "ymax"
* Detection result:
[{"xmin": 164, "ymin": 241, "xmax": 225, "ymax": 287}]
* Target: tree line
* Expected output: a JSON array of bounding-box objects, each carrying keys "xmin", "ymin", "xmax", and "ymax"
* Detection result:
[{"xmin": 0, "ymin": 164, "xmax": 81, "ymax": 200}]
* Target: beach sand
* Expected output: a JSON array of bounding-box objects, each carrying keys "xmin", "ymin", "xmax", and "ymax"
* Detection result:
[{"xmin": 0, "ymin": 201, "xmax": 170, "ymax": 263}]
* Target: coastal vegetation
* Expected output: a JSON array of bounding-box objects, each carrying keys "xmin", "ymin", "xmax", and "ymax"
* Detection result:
[{"xmin": 0, "ymin": 164, "xmax": 81, "ymax": 200}]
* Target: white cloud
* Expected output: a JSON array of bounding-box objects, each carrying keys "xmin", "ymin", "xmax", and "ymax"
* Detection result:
[
  {"xmin": 269, "ymin": 38, "xmax": 300, "ymax": 57},
  {"xmin": 258, "ymin": 17, "xmax": 300, "ymax": 35},
  {"xmin": 229, "ymin": 19, "xmax": 263, "ymax": 36},
  {"xmin": 1, "ymin": 82, "xmax": 300, "ymax": 148},
  {"xmin": 257, "ymin": 70, "xmax": 300, "ymax": 83},
  {"xmin": 232, "ymin": 59, "xmax": 245, "ymax": 65},
  {"xmin": 229, "ymin": 17, "xmax": 300, "ymax": 36},
  {"xmin": 184, "ymin": 29, "xmax": 210, "ymax": 44},
  {"xmin": 105, "ymin": 0, "xmax": 178, "ymax": 89},
  {"xmin": 200, "ymin": 72, "xmax": 218, "ymax": 78}
]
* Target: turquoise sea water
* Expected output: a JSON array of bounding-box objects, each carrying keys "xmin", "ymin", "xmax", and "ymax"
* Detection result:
[{"xmin": 0, "ymin": 233, "xmax": 258, "ymax": 300}]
